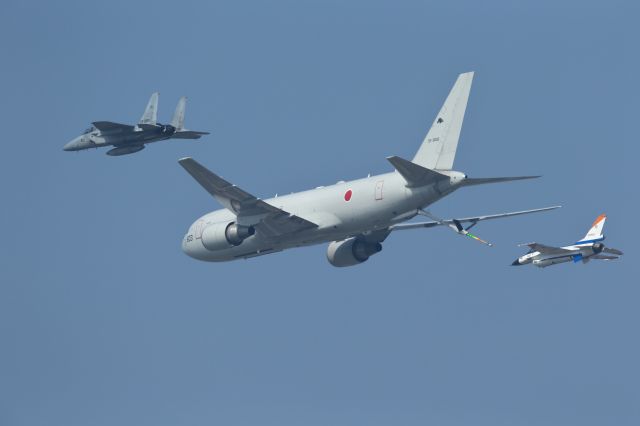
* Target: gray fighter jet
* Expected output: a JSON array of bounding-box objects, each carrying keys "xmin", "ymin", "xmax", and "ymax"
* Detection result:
[{"xmin": 64, "ymin": 93, "xmax": 209, "ymax": 156}]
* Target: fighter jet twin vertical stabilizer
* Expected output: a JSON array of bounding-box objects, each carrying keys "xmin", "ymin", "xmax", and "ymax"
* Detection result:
[{"xmin": 64, "ymin": 93, "xmax": 210, "ymax": 156}]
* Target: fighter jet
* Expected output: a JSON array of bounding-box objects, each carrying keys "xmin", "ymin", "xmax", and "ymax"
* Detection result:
[
  {"xmin": 512, "ymin": 214, "xmax": 623, "ymax": 267},
  {"xmin": 64, "ymin": 93, "xmax": 209, "ymax": 156},
  {"xmin": 178, "ymin": 72, "xmax": 560, "ymax": 267}
]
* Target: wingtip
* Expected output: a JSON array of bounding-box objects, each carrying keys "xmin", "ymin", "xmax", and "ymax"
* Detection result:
[{"xmin": 178, "ymin": 157, "xmax": 193, "ymax": 163}]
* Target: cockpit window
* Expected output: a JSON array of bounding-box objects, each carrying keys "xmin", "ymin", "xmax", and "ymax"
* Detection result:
[{"xmin": 83, "ymin": 126, "xmax": 95, "ymax": 134}]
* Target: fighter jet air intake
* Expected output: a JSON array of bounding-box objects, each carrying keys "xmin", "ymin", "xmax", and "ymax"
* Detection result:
[
  {"xmin": 64, "ymin": 92, "xmax": 209, "ymax": 156},
  {"xmin": 178, "ymin": 72, "xmax": 561, "ymax": 267}
]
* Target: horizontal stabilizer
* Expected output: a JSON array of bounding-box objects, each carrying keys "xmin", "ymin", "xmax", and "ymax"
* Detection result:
[
  {"xmin": 387, "ymin": 156, "xmax": 448, "ymax": 187},
  {"xmin": 461, "ymin": 176, "xmax": 540, "ymax": 187},
  {"xmin": 592, "ymin": 254, "xmax": 619, "ymax": 261},
  {"xmin": 603, "ymin": 247, "xmax": 623, "ymax": 255},
  {"xmin": 172, "ymin": 130, "xmax": 210, "ymax": 139}
]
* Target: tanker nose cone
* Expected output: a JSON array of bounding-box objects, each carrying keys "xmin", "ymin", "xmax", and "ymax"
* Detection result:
[{"xmin": 511, "ymin": 259, "xmax": 522, "ymax": 266}]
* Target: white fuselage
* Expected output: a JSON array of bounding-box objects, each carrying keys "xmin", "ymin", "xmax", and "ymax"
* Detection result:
[
  {"xmin": 515, "ymin": 241, "xmax": 603, "ymax": 268},
  {"xmin": 182, "ymin": 170, "xmax": 465, "ymax": 261}
]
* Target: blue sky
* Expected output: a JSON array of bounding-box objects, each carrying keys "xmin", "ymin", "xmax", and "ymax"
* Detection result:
[{"xmin": 0, "ymin": 1, "xmax": 637, "ymax": 425}]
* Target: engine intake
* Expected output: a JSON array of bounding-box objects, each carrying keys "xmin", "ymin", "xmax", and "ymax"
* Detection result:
[
  {"xmin": 201, "ymin": 222, "xmax": 255, "ymax": 251},
  {"xmin": 326, "ymin": 238, "xmax": 382, "ymax": 267}
]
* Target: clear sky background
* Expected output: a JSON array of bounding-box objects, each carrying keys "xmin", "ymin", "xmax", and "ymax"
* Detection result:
[{"xmin": 0, "ymin": 1, "xmax": 637, "ymax": 425}]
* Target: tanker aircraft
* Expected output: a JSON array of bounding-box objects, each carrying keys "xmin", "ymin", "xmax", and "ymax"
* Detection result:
[
  {"xmin": 512, "ymin": 214, "xmax": 623, "ymax": 267},
  {"xmin": 179, "ymin": 72, "xmax": 559, "ymax": 267},
  {"xmin": 64, "ymin": 93, "xmax": 209, "ymax": 156}
]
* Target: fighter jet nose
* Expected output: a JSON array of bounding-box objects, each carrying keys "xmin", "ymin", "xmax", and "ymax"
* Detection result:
[
  {"xmin": 63, "ymin": 137, "xmax": 81, "ymax": 151},
  {"xmin": 511, "ymin": 259, "xmax": 522, "ymax": 266}
]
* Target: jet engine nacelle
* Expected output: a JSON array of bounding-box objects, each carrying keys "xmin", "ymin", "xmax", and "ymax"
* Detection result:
[
  {"xmin": 201, "ymin": 222, "xmax": 255, "ymax": 251},
  {"xmin": 326, "ymin": 237, "xmax": 382, "ymax": 267}
]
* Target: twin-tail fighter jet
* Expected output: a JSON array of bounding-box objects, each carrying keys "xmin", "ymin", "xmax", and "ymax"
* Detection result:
[
  {"xmin": 178, "ymin": 72, "xmax": 560, "ymax": 266},
  {"xmin": 64, "ymin": 93, "xmax": 209, "ymax": 156},
  {"xmin": 512, "ymin": 214, "xmax": 623, "ymax": 267}
]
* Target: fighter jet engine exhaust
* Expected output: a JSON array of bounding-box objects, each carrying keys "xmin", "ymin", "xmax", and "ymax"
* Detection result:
[
  {"xmin": 201, "ymin": 222, "xmax": 255, "ymax": 251},
  {"xmin": 161, "ymin": 125, "xmax": 176, "ymax": 135},
  {"xmin": 326, "ymin": 238, "xmax": 382, "ymax": 267}
]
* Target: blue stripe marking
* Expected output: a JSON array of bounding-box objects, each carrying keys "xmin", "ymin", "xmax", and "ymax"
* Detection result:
[{"xmin": 574, "ymin": 236, "xmax": 604, "ymax": 245}]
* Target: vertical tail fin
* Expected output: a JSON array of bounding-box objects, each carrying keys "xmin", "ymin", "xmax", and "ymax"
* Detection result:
[
  {"xmin": 412, "ymin": 72, "xmax": 474, "ymax": 170},
  {"xmin": 171, "ymin": 96, "xmax": 187, "ymax": 130},
  {"xmin": 139, "ymin": 92, "xmax": 159, "ymax": 125},
  {"xmin": 579, "ymin": 214, "xmax": 606, "ymax": 243}
]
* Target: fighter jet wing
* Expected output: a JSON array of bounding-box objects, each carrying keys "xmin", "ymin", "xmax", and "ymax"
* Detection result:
[
  {"xmin": 178, "ymin": 158, "xmax": 317, "ymax": 238},
  {"xmin": 520, "ymin": 243, "xmax": 575, "ymax": 255},
  {"xmin": 172, "ymin": 130, "xmax": 210, "ymax": 139},
  {"xmin": 92, "ymin": 121, "xmax": 135, "ymax": 133}
]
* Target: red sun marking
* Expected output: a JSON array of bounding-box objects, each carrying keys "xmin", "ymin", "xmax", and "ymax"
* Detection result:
[{"xmin": 344, "ymin": 189, "xmax": 352, "ymax": 201}]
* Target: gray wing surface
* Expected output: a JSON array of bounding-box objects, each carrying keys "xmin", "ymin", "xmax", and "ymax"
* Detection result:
[
  {"xmin": 522, "ymin": 243, "xmax": 575, "ymax": 255},
  {"xmin": 172, "ymin": 131, "xmax": 210, "ymax": 139},
  {"xmin": 178, "ymin": 158, "xmax": 317, "ymax": 237},
  {"xmin": 592, "ymin": 254, "xmax": 619, "ymax": 260},
  {"xmin": 391, "ymin": 206, "xmax": 561, "ymax": 231},
  {"xmin": 92, "ymin": 121, "xmax": 135, "ymax": 133}
]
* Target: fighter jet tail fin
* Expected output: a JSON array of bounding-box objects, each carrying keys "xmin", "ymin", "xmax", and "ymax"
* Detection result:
[
  {"xmin": 139, "ymin": 92, "xmax": 159, "ymax": 125},
  {"xmin": 412, "ymin": 72, "xmax": 474, "ymax": 171},
  {"xmin": 577, "ymin": 214, "xmax": 606, "ymax": 243},
  {"xmin": 171, "ymin": 96, "xmax": 187, "ymax": 130}
]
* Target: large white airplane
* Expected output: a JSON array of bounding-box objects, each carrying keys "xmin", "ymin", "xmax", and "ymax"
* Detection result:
[
  {"xmin": 179, "ymin": 72, "xmax": 559, "ymax": 266},
  {"xmin": 512, "ymin": 214, "xmax": 623, "ymax": 267}
]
